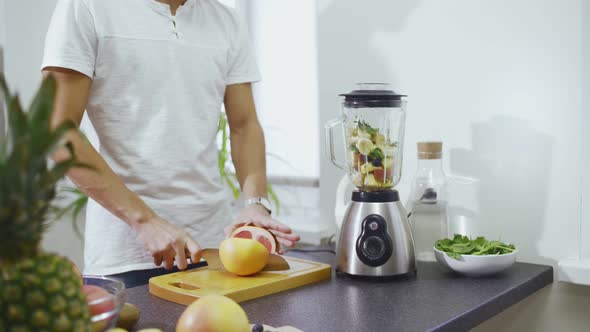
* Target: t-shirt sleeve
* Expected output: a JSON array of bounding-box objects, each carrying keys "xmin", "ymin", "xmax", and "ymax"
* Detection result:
[
  {"xmin": 226, "ymin": 13, "xmax": 261, "ymax": 85},
  {"xmin": 42, "ymin": 0, "xmax": 98, "ymax": 78}
]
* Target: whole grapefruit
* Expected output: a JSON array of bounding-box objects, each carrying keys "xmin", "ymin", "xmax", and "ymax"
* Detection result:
[
  {"xmin": 219, "ymin": 238, "xmax": 269, "ymax": 276},
  {"xmin": 176, "ymin": 295, "xmax": 250, "ymax": 332}
]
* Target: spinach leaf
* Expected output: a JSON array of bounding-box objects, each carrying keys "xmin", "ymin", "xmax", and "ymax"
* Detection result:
[
  {"xmin": 368, "ymin": 147, "xmax": 384, "ymax": 161},
  {"xmin": 435, "ymin": 234, "xmax": 516, "ymax": 260},
  {"xmin": 356, "ymin": 120, "xmax": 378, "ymax": 136}
]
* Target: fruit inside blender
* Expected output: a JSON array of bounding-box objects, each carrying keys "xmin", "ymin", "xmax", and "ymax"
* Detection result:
[{"xmin": 346, "ymin": 119, "xmax": 396, "ymax": 190}]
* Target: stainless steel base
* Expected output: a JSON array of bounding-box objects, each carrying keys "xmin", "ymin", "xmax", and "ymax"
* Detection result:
[{"xmin": 336, "ymin": 199, "xmax": 416, "ymax": 277}]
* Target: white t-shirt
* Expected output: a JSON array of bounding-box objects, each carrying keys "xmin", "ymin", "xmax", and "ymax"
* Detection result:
[{"xmin": 42, "ymin": 0, "xmax": 260, "ymax": 275}]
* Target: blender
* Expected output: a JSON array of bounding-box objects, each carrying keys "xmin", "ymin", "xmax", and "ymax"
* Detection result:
[{"xmin": 325, "ymin": 83, "xmax": 416, "ymax": 277}]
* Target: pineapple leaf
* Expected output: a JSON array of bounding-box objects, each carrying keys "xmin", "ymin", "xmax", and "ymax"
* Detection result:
[
  {"xmin": 45, "ymin": 120, "xmax": 76, "ymax": 154},
  {"xmin": 7, "ymin": 94, "xmax": 28, "ymax": 144},
  {"xmin": 45, "ymin": 159, "xmax": 92, "ymax": 186},
  {"xmin": 0, "ymin": 75, "xmax": 90, "ymax": 262},
  {"xmin": 29, "ymin": 76, "xmax": 57, "ymax": 154},
  {"xmin": 29, "ymin": 75, "xmax": 56, "ymax": 126},
  {"xmin": 0, "ymin": 73, "xmax": 9, "ymax": 103}
]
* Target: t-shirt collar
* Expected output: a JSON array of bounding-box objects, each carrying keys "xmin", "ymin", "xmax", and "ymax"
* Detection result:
[{"xmin": 146, "ymin": 0, "xmax": 196, "ymax": 16}]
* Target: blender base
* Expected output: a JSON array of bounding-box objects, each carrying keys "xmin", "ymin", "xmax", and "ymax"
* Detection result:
[
  {"xmin": 335, "ymin": 269, "xmax": 417, "ymax": 282},
  {"xmin": 336, "ymin": 190, "xmax": 416, "ymax": 278}
]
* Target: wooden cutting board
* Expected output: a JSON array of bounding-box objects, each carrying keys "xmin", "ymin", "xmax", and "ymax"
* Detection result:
[{"xmin": 149, "ymin": 256, "xmax": 332, "ymax": 305}]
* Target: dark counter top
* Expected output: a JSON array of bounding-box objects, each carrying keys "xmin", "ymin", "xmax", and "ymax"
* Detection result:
[{"xmin": 127, "ymin": 249, "xmax": 553, "ymax": 332}]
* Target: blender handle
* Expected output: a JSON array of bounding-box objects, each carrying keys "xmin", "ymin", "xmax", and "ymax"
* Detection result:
[{"xmin": 325, "ymin": 118, "xmax": 347, "ymax": 170}]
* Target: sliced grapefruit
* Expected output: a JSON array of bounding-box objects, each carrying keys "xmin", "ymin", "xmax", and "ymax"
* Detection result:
[{"xmin": 230, "ymin": 225, "xmax": 278, "ymax": 254}]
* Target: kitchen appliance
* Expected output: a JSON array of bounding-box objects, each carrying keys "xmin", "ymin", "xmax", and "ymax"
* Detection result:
[{"xmin": 325, "ymin": 83, "xmax": 415, "ymax": 277}]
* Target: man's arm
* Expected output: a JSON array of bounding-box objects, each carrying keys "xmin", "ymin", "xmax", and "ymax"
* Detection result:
[
  {"xmin": 45, "ymin": 67, "xmax": 201, "ymax": 269},
  {"xmin": 225, "ymin": 83, "xmax": 300, "ymax": 250}
]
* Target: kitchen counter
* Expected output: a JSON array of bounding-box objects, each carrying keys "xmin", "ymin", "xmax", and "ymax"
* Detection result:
[{"xmin": 126, "ymin": 248, "xmax": 553, "ymax": 332}]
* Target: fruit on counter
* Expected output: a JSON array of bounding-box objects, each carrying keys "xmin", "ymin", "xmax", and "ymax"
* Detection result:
[
  {"xmin": 231, "ymin": 225, "xmax": 278, "ymax": 254},
  {"xmin": 176, "ymin": 295, "xmax": 250, "ymax": 332},
  {"xmin": 65, "ymin": 257, "xmax": 83, "ymax": 285},
  {"xmin": 116, "ymin": 303, "xmax": 140, "ymax": 330},
  {"xmin": 0, "ymin": 254, "xmax": 92, "ymax": 332},
  {"xmin": 107, "ymin": 328, "xmax": 128, "ymax": 332},
  {"xmin": 137, "ymin": 329, "xmax": 163, "ymax": 332},
  {"xmin": 83, "ymin": 285, "xmax": 115, "ymax": 316},
  {"xmin": 0, "ymin": 76, "xmax": 92, "ymax": 331},
  {"xmin": 219, "ymin": 238, "xmax": 270, "ymax": 276}
]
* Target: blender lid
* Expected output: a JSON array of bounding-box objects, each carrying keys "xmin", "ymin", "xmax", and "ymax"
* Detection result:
[{"xmin": 340, "ymin": 83, "xmax": 407, "ymax": 108}]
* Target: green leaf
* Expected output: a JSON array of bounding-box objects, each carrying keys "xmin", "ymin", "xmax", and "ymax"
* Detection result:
[
  {"xmin": 267, "ymin": 184, "xmax": 280, "ymax": 215},
  {"xmin": 0, "ymin": 73, "xmax": 10, "ymax": 104},
  {"xmin": 0, "ymin": 75, "xmax": 94, "ymax": 261},
  {"xmin": 45, "ymin": 120, "xmax": 76, "ymax": 154},
  {"xmin": 368, "ymin": 147, "xmax": 384, "ymax": 161},
  {"xmin": 29, "ymin": 76, "xmax": 57, "ymax": 153},
  {"xmin": 356, "ymin": 120, "xmax": 378, "ymax": 136},
  {"xmin": 446, "ymin": 252, "xmax": 462, "ymax": 260},
  {"xmin": 7, "ymin": 95, "xmax": 28, "ymax": 143},
  {"xmin": 215, "ymin": 111, "xmax": 282, "ymax": 213},
  {"xmin": 436, "ymin": 234, "xmax": 516, "ymax": 257}
]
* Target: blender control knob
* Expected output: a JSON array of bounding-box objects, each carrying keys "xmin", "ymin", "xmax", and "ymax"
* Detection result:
[
  {"xmin": 363, "ymin": 236, "xmax": 385, "ymax": 259},
  {"xmin": 356, "ymin": 214, "xmax": 393, "ymax": 267}
]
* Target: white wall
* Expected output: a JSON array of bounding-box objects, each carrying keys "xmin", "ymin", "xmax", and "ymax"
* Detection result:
[
  {"xmin": 3, "ymin": 0, "xmax": 57, "ymax": 105},
  {"xmin": 582, "ymin": 0, "xmax": 590, "ymax": 260},
  {"xmin": 247, "ymin": 0, "xmax": 320, "ymax": 179},
  {"xmin": 0, "ymin": 0, "xmax": 6, "ymax": 138},
  {"xmin": 318, "ymin": 0, "xmax": 584, "ymax": 266}
]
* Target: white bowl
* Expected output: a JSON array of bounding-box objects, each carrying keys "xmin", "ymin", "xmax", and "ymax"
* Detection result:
[{"xmin": 434, "ymin": 247, "xmax": 518, "ymax": 277}]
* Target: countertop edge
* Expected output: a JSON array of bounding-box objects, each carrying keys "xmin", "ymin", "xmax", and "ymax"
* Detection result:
[{"xmin": 430, "ymin": 266, "xmax": 554, "ymax": 332}]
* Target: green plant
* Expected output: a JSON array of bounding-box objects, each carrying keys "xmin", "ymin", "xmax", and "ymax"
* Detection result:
[
  {"xmin": 52, "ymin": 187, "xmax": 89, "ymax": 239},
  {"xmin": 217, "ymin": 112, "xmax": 281, "ymax": 214},
  {"xmin": 0, "ymin": 74, "xmax": 92, "ymax": 331},
  {"xmin": 435, "ymin": 234, "xmax": 516, "ymax": 260}
]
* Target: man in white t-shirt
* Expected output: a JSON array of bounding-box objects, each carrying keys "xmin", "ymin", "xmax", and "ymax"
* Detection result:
[{"xmin": 43, "ymin": 0, "xmax": 300, "ymax": 277}]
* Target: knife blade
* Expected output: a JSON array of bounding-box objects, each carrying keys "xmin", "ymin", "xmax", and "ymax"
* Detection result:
[{"xmin": 200, "ymin": 248, "xmax": 290, "ymax": 271}]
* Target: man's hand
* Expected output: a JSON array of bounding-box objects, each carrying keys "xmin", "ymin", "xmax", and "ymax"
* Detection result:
[
  {"xmin": 134, "ymin": 216, "xmax": 202, "ymax": 270},
  {"xmin": 225, "ymin": 204, "xmax": 300, "ymax": 254}
]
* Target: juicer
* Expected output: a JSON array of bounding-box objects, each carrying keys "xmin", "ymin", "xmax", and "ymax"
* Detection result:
[{"xmin": 325, "ymin": 83, "xmax": 415, "ymax": 277}]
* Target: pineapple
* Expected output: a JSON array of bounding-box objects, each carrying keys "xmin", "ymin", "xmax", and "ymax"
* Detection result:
[{"xmin": 0, "ymin": 74, "xmax": 92, "ymax": 332}]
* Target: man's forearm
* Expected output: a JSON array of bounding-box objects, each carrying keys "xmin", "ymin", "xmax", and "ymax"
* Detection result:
[
  {"xmin": 56, "ymin": 130, "xmax": 155, "ymax": 228},
  {"xmin": 230, "ymin": 119, "xmax": 268, "ymax": 199},
  {"xmin": 46, "ymin": 68, "xmax": 155, "ymax": 228}
]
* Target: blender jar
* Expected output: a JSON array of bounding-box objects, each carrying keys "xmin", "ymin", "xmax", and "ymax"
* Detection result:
[{"xmin": 326, "ymin": 83, "xmax": 407, "ymax": 191}]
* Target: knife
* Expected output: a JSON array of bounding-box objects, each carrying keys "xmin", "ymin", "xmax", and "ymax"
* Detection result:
[{"xmin": 200, "ymin": 248, "xmax": 291, "ymax": 271}]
